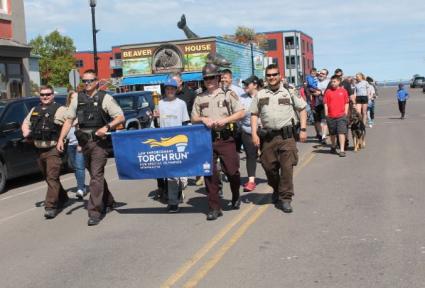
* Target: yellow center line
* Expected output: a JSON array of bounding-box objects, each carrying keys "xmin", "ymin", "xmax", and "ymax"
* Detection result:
[
  {"xmin": 183, "ymin": 205, "xmax": 269, "ymax": 288},
  {"xmin": 160, "ymin": 204, "xmax": 255, "ymax": 288},
  {"xmin": 182, "ymin": 153, "xmax": 316, "ymax": 287},
  {"xmin": 161, "ymin": 151, "xmax": 316, "ymax": 287}
]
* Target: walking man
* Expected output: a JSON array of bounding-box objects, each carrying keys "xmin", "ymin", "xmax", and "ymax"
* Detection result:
[
  {"xmin": 192, "ymin": 64, "xmax": 245, "ymax": 220},
  {"xmin": 22, "ymin": 85, "xmax": 68, "ymax": 219},
  {"xmin": 57, "ymin": 69, "xmax": 124, "ymax": 226},
  {"xmin": 251, "ymin": 64, "xmax": 307, "ymax": 213}
]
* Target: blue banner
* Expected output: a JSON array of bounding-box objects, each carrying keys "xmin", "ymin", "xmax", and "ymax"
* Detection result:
[{"xmin": 111, "ymin": 125, "xmax": 213, "ymax": 180}]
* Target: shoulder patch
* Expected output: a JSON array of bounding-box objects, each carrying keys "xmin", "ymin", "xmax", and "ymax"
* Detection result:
[{"xmin": 228, "ymin": 91, "xmax": 239, "ymax": 100}]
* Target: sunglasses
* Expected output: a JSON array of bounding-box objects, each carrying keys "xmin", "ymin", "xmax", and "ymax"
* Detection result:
[
  {"xmin": 82, "ymin": 79, "xmax": 97, "ymax": 84},
  {"xmin": 39, "ymin": 93, "xmax": 53, "ymax": 97},
  {"xmin": 266, "ymin": 73, "xmax": 279, "ymax": 78},
  {"xmin": 203, "ymin": 76, "xmax": 216, "ymax": 81}
]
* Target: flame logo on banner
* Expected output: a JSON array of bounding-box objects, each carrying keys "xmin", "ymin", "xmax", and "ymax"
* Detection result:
[{"xmin": 143, "ymin": 135, "xmax": 188, "ymax": 148}]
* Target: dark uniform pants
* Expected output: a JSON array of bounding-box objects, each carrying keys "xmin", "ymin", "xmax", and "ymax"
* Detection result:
[
  {"xmin": 204, "ymin": 138, "xmax": 240, "ymax": 210},
  {"xmin": 83, "ymin": 140, "xmax": 115, "ymax": 219},
  {"xmin": 37, "ymin": 147, "xmax": 68, "ymax": 209},
  {"xmin": 260, "ymin": 136, "xmax": 298, "ymax": 201}
]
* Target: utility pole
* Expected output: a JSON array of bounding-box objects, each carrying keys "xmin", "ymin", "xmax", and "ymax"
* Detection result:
[{"xmin": 90, "ymin": 0, "xmax": 99, "ymax": 75}]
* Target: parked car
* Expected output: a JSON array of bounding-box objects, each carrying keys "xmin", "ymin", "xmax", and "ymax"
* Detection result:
[
  {"xmin": 112, "ymin": 91, "xmax": 155, "ymax": 130},
  {"xmin": 0, "ymin": 96, "xmax": 66, "ymax": 193},
  {"xmin": 410, "ymin": 76, "xmax": 425, "ymax": 88}
]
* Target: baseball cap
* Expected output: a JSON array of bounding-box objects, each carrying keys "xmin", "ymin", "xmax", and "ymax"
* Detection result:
[
  {"xmin": 242, "ymin": 75, "xmax": 259, "ymax": 86},
  {"xmin": 164, "ymin": 78, "xmax": 178, "ymax": 88}
]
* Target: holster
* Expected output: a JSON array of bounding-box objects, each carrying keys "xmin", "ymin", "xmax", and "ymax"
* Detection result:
[{"xmin": 258, "ymin": 126, "xmax": 294, "ymax": 142}]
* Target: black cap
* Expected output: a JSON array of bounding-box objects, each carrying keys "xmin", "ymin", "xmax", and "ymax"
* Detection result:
[{"xmin": 242, "ymin": 75, "xmax": 259, "ymax": 85}]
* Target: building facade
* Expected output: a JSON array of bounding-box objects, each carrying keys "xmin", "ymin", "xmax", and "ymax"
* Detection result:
[
  {"xmin": 74, "ymin": 50, "xmax": 113, "ymax": 82},
  {"xmin": 262, "ymin": 30, "xmax": 314, "ymax": 85},
  {"xmin": 0, "ymin": 0, "xmax": 31, "ymax": 98}
]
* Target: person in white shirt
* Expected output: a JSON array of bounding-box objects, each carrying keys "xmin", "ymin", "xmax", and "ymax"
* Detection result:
[{"xmin": 155, "ymin": 78, "xmax": 190, "ymax": 213}]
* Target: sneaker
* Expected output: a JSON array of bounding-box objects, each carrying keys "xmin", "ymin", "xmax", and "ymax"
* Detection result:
[
  {"xmin": 195, "ymin": 177, "xmax": 204, "ymax": 186},
  {"xmin": 243, "ymin": 182, "xmax": 256, "ymax": 192},
  {"xmin": 330, "ymin": 147, "xmax": 337, "ymax": 154},
  {"xmin": 339, "ymin": 151, "xmax": 346, "ymax": 157},
  {"xmin": 44, "ymin": 208, "xmax": 57, "ymax": 219},
  {"xmin": 76, "ymin": 189, "xmax": 86, "ymax": 199},
  {"xmin": 368, "ymin": 124, "xmax": 373, "ymax": 128},
  {"xmin": 168, "ymin": 204, "xmax": 180, "ymax": 213}
]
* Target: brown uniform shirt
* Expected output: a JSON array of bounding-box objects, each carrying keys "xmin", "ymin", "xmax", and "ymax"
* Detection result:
[
  {"xmin": 65, "ymin": 91, "xmax": 123, "ymax": 120},
  {"xmin": 250, "ymin": 83, "xmax": 306, "ymax": 130},
  {"xmin": 23, "ymin": 105, "xmax": 67, "ymax": 148},
  {"xmin": 192, "ymin": 88, "xmax": 244, "ymax": 130}
]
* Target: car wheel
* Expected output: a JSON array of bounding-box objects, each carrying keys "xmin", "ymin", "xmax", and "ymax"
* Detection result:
[{"xmin": 0, "ymin": 161, "xmax": 7, "ymax": 194}]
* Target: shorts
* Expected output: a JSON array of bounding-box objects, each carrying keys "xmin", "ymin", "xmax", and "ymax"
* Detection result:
[
  {"xmin": 356, "ymin": 96, "xmax": 369, "ymax": 104},
  {"xmin": 326, "ymin": 116, "xmax": 348, "ymax": 136},
  {"xmin": 313, "ymin": 104, "xmax": 325, "ymax": 122}
]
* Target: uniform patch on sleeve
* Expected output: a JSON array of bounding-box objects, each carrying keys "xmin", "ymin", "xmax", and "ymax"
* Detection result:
[
  {"xmin": 200, "ymin": 102, "xmax": 209, "ymax": 109},
  {"xmin": 228, "ymin": 91, "xmax": 239, "ymax": 100}
]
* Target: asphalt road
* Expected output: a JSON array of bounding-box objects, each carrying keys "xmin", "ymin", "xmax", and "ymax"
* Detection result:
[{"xmin": 0, "ymin": 87, "xmax": 424, "ymax": 288}]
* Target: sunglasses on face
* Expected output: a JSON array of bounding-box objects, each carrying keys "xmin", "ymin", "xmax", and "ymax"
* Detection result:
[
  {"xmin": 39, "ymin": 93, "xmax": 53, "ymax": 97},
  {"xmin": 203, "ymin": 76, "xmax": 216, "ymax": 81},
  {"xmin": 82, "ymin": 79, "xmax": 97, "ymax": 84},
  {"xmin": 266, "ymin": 73, "xmax": 279, "ymax": 78}
]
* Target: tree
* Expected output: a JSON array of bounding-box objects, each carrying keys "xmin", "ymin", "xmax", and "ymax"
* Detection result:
[
  {"xmin": 224, "ymin": 26, "xmax": 268, "ymax": 50},
  {"xmin": 29, "ymin": 30, "xmax": 76, "ymax": 87}
]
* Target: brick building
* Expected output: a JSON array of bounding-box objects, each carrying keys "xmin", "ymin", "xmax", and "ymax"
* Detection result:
[
  {"xmin": 0, "ymin": 0, "xmax": 31, "ymax": 98},
  {"xmin": 261, "ymin": 30, "xmax": 314, "ymax": 85},
  {"xmin": 74, "ymin": 50, "xmax": 113, "ymax": 81}
]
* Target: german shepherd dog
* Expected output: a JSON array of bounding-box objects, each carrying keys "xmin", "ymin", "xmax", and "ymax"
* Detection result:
[{"xmin": 350, "ymin": 108, "xmax": 366, "ymax": 151}]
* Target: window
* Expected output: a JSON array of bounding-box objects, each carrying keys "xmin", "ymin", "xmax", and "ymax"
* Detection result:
[
  {"xmin": 286, "ymin": 56, "xmax": 296, "ymax": 69},
  {"xmin": 114, "ymin": 96, "xmax": 134, "ymax": 111},
  {"xmin": 285, "ymin": 37, "xmax": 294, "ymax": 49},
  {"xmin": 272, "ymin": 58, "xmax": 278, "ymax": 65},
  {"xmin": 7, "ymin": 63, "xmax": 21, "ymax": 76},
  {"xmin": 0, "ymin": 0, "xmax": 8, "ymax": 14},
  {"xmin": 302, "ymin": 40, "xmax": 305, "ymax": 51},
  {"xmin": 266, "ymin": 39, "xmax": 277, "ymax": 51},
  {"xmin": 75, "ymin": 60, "xmax": 84, "ymax": 68},
  {"xmin": 114, "ymin": 53, "xmax": 122, "ymax": 60},
  {"xmin": 2, "ymin": 102, "xmax": 26, "ymax": 125},
  {"xmin": 138, "ymin": 95, "xmax": 149, "ymax": 109}
]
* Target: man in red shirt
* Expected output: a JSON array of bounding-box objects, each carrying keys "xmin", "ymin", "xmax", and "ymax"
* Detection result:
[{"xmin": 324, "ymin": 75, "xmax": 349, "ymax": 157}]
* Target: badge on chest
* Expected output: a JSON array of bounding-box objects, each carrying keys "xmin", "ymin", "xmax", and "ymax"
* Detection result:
[
  {"xmin": 217, "ymin": 100, "xmax": 228, "ymax": 108},
  {"xmin": 278, "ymin": 98, "xmax": 291, "ymax": 105}
]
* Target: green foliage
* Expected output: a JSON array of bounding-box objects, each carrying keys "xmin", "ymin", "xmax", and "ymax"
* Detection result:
[{"xmin": 29, "ymin": 30, "xmax": 76, "ymax": 87}]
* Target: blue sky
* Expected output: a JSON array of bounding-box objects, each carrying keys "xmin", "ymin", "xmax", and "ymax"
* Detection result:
[{"xmin": 24, "ymin": 0, "xmax": 425, "ymax": 81}]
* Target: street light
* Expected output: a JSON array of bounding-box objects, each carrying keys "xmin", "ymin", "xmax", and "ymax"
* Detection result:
[{"xmin": 89, "ymin": 0, "xmax": 99, "ymax": 75}]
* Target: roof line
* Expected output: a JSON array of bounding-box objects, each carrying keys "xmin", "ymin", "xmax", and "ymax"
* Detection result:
[{"xmin": 258, "ymin": 30, "xmax": 313, "ymax": 39}]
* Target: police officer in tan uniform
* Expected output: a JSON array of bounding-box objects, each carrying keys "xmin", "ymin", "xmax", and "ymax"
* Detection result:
[
  {"xmin": 57, "ymin": 69, "xmax": 124, "ymax": 226},
  {"xmin": 251, "ymin": 64, "xmax": 307, "ymax": 213},
  {"xmin": 22, "ymin": 85, "xmax": 68, "ymax": 219},
  {"xmin": 192, "ymin": 64, "xmax": 245, "ymax": 220}
]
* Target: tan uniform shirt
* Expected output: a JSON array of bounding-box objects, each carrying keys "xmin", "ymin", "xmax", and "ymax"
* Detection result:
[
  {"xmin": 65, "ymin": 91, "xmax": 124, "ymax": 120},
  {"xmin": 250, "ymin": 83, "xmax": 306, "ymax": 130},
  {"xmin": 23, "ymin": 104, "xmax": 67, "ymax": 148},
  {"xmin": 192, "ymin": 88, "xmax": 244, "ymax": 129}
]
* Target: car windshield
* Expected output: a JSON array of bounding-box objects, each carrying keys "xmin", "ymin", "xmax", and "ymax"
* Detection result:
[{"xmin": 114, "ymin": 96, "xmax": 134, "ymax": 111}]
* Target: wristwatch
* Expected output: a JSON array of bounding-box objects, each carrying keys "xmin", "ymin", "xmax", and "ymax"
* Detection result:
[
  {"xmin": 300, "ymin": 128, "xmax": 307, "ymax": 132},
  {"xmin": 105, "ymin": 124, "xmax": 112, "ymax": 132}
]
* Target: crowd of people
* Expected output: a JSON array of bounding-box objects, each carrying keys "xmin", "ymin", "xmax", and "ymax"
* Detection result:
[{"xmin": 22, "ymin": 63, "xmax": 384, "ymax": 226}]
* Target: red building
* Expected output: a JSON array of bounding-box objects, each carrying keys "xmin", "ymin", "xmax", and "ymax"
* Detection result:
[
  {"xmin": 74, "ymin": 50, "xmax": 113, "ymax": 81},
  {"xmin": 261, "ymin": 30, "xmax": 314, "ymax": 85}
]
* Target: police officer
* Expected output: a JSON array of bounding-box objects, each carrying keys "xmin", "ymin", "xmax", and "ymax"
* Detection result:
[
  {"xmin": 57, "ymin": 69, "xmax": 124, "ymax": 226},
  {"xmin": 250, "ymin": 64, "xmax": 307, "ymax": 213},
  {"xmin": 192, "ymin": 64, "xmax": 245, "ymax": 220},
  {"xmin": 22, "ymin": 85, "xmax": 68, "ymax": 219}
]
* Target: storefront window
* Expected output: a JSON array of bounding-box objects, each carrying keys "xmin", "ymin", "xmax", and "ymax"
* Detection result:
[
  {"xmin": 7, "ymin": 63, "xmax": 21, "ymax": 76},
  {"xmin": 0, "ymin": 64, "xmax": 6, "ymax": 99}
]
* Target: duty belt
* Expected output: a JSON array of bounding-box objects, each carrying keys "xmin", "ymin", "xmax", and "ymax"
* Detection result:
[
  {"xmin": 212, "ymin": 129, "xmax": 232, "ymax": 141},
  {"xmin": 262, "ymin": 126, "xmax": 294, "ymax": 141}
]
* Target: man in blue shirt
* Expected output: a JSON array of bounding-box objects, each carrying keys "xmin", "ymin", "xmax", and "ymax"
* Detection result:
[{"xmin": 397, "ymin": 83, "xmax": 409, "ymax": 119}]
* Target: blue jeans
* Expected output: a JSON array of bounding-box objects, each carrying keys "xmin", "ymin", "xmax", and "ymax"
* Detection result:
[
  {"xmin": 67, "ymin": 145, "xmax": 86, "ymax": 191},
  {"xmin": 367, "ymin": 100, "xmax": 375, "ymax": 125}
]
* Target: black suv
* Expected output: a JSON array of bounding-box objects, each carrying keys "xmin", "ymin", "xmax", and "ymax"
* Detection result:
[
  {"xmin": 0, "ymin": 96, "xmax": 66, "ymax": 193},
  {"xmin": 410, "ymin": 76, "xmax": 425, "ymax": 88},
  {"xmin": 112, "ymin": 91, "xmax": 155, "ymax": 130}
]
